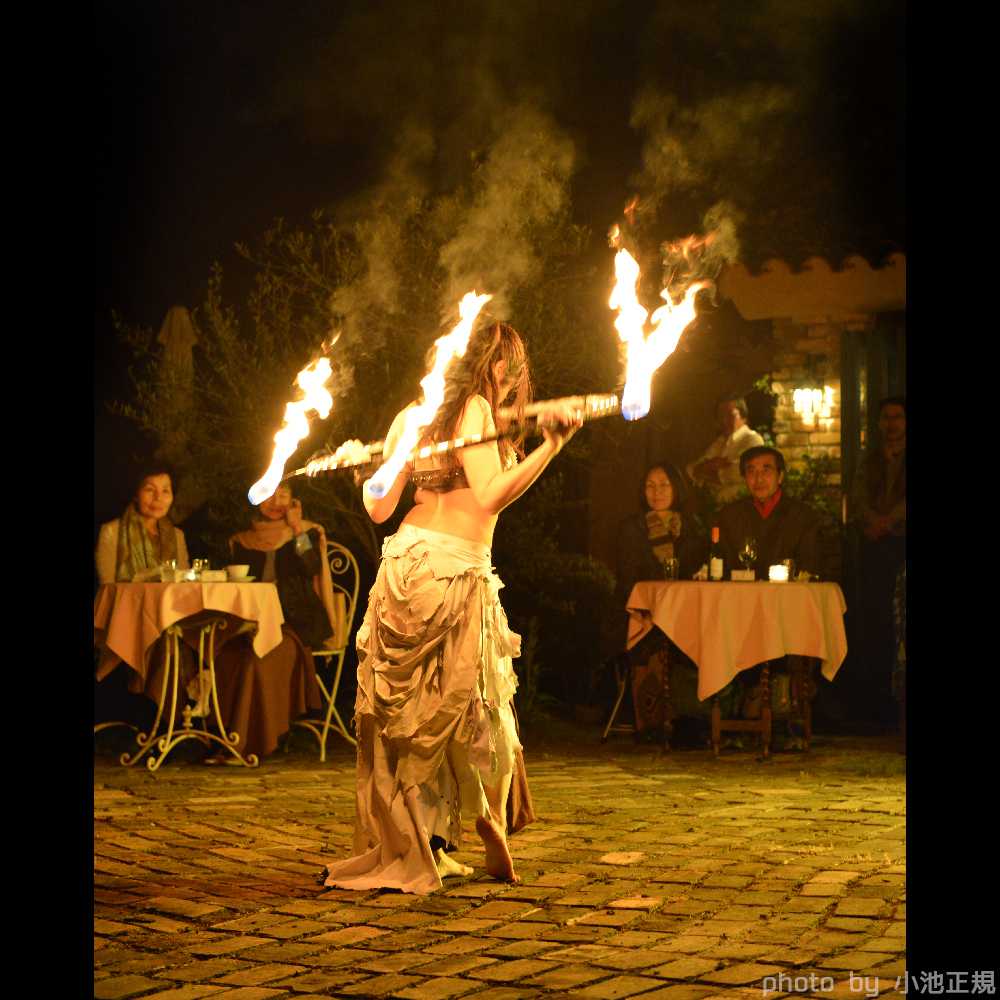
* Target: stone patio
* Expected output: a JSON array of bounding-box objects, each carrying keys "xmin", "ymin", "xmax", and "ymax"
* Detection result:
[{"xmin": 94, "ymin": 722, "xmax": 905, "ymax": 999}]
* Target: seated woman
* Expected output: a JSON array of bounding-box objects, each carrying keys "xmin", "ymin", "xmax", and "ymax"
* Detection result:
[
  {"xmin": 95, "ymin": 464, "xmax": 190, "ymax": 584},
  {"xmin": 94, "ymin": 463, "xmax": 193, "ymax": 728},
  {"xmin": 208, "ymin": 483, "xmax": 338, "ymax": 763},
  {"xmin": 614, "ymin": 461, "xmax": 707, "ymax": 742}
]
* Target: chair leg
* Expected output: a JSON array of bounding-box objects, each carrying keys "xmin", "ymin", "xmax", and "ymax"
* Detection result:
[
  {"xmin": 301, "ymin": 650, "xmax": 356, "ymax": 761},
  {"xmin": 760, "ymin": 664, "xmax": 772, "ymax": 760},
  {"xmin": 661, "ymin": 648, "xmax": 672, "ymax": 752},
  {"xmin": 601, "ymin": 672, "xmax": 628, "ymax": 742},
  {"xmin": 326, "ymin": 654, "xmax": 356, "ymax": 749},
  {"xmin": 802, "ymin": 666, "xmax": 813, "ymax": 751}
]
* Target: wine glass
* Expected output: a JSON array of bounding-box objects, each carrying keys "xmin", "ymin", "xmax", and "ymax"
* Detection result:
[{"xmin": 739, "ymin": 537, "xmax": 758, "ymax": 573}]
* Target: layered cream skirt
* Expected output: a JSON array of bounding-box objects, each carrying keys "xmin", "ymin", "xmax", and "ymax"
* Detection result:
[{"xmin": 322, "ymin": 524, "xmax": 523, "ymax": 894}]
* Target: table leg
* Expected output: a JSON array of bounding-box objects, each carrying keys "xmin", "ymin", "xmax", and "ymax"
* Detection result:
[
  {"xmin": 119, "ymin": 619, "xmax": 260, "ymax": 770},
  {"xmin": 146, "ymin": 618, "xmax": 259, "ymax": 771},
  {"xmin": 711, "ymin": 697, "xmax": 721, "ymax": 757},
  {"xmin": 120, "ymin": 626, "xmax": 182, "ymax": 768}
]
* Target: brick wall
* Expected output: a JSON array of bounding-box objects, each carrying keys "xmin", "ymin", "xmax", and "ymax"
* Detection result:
[
  {"xmin": 769, "ymin": 319, "xmax": 844, "ymax": 581},
  {"xmin": 770, "ymin": 319, "xmax": 842, "ymax": 476}
]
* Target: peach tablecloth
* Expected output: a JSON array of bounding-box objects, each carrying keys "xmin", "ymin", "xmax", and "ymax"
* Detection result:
[
  {"xmin": 626, "ymin": 580, "xmax": 848, "ymax": 700},
  {"xmin": 94, "ymin": 582, "xmax": 285, "ymax": 681}
]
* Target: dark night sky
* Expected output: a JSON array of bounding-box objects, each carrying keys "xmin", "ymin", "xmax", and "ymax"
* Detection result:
[
  {"xmin": 96, "ymin": 0, "xmax": 904, "ymax": 323},
  {"xmin": 95, "ymin": 0, "xmax": 904, "ymax": 519}
]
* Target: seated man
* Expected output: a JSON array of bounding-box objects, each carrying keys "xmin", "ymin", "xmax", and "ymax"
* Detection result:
[
  {"xmin": 715, "ymin": 446, "xmax": 823, "ymax": 748},
  {"xmin": 716, "ymin": 446, "xmax": 821, "ymax": 579}
]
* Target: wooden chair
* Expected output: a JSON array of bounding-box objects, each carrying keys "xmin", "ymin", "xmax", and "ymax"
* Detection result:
[
  {"xmin": 710, "ymin": 656, "xmax": 815, "ymax": 759},
  {"xmin": 293, "ymin": 539, "xmax": 360, "ymax": 760}
]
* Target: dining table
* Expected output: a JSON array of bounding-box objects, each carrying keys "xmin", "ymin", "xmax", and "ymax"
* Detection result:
[
  {"xmin": 624, "ymin": 579, "xmax": 848, "ymax": 755},
  {"xmin": 94, "ymin": 581, "xmax": 286, "ymax": 769}
]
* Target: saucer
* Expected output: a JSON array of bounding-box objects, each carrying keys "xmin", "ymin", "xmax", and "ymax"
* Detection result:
[{"xmin": 228, "ymin": 576, "xmax": 255, "ymax": 583}]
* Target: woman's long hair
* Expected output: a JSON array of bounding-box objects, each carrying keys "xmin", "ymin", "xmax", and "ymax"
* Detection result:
[{"xmin": 421, "ymin": 320, "xmax": 533, "ymax": 468}]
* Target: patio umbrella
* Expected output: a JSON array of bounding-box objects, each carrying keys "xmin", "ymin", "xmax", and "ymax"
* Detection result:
[
  {"xmin": 157, "ymin": 305, "xmax": 198, "ymax": 414},
  {"xmin": 155, "ymin": 305, "xmax": 203, "ymax": 521}
]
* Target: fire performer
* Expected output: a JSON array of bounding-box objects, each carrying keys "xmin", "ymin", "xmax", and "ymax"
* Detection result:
[{"xmin": 321, "ymin": 320, "xmax": 581, "ymax": 893}]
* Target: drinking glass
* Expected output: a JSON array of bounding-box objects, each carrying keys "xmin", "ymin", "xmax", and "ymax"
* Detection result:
[
  {"xmin": 739, "ymin": 537, "xmax": 758, "ymax": 572},
  {"xmin": 159, "ymin": 559, "xmax": 177, "ymax": 583},
  {"xmin": 661, "ymin": 557, "xmax": 679, "ymax": 580}
]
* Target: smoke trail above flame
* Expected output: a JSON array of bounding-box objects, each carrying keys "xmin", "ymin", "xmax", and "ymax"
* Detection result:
[
  {"xmin": 247, "ymin": 358, "xmax": 334, "ymax": 505},
  {"xmin": 365, "ymin": 290, "xmax": 493, "ymax": 499}
]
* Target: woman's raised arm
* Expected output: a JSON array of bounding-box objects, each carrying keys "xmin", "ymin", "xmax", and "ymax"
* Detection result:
[
  {"xmin": 362, "ymin": 407, "xmax": 414, "ymax": 523},
  {"xmin": 460, "ymin": 395, "xmax": 580, "ymax": 515}
]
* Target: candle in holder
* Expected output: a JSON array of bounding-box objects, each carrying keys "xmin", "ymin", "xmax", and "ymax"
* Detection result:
[{"xmin": 768, "ymin": 564, "xmax": 789, "ymax": 582}]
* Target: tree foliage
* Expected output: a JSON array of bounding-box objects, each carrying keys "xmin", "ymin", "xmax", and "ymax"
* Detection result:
[{"xmin": 113, "ymin": 200, "xmax": 624, "ymax": 704}]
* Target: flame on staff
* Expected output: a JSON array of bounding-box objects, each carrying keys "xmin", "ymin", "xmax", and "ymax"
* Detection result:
[
  {"xmin": 365, "ymin": 290, "xmax": 493, "ymax": 499},
  {"xmin": 609, "ymin": 248, "xmax": 708, "ymax": 422},
  {"xmin": 248, "ymin": 358, "xmax": 334, "ymax": 505}
]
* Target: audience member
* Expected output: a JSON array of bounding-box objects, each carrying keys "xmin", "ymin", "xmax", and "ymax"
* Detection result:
[
  {"xmin": 851, "ymin": 396, "xmax": 906, "ymax": 726},
  {"xmin": 715, "ymin": 446, "xmax": 823, "ymax": 748},
  {"xmin": 95, "ymin": 464, "xmax": 190, "ymax": 583},
  {"xmin": 208, "ymin": 484, "xmax": 338, "ymax": 763},
  {"xmin": 229, "ymin": 484, "xmax": 343, "ymax": 649},
  {"xmin": 716, "ymin": 446, "xmax": 821, "ymax": 579},
  {"xmin": 94, "ymin": 463, "xmax": 192, "ymax": 729},
  {"xmin": 612, "ymin": 462, "xmax": 708, "ymax": 744},
  {"xmin": 615, "ymin": 461, "xmax": 703, "ymax": 605},
  {"xmin": 686, "ymin": 397, "xmax": 764, "ymax": 504}
]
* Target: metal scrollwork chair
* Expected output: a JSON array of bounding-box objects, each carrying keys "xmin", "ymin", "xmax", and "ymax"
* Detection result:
[{"xmin": 293, "ymin": 539, "xmax": 360, "ymax": 760}]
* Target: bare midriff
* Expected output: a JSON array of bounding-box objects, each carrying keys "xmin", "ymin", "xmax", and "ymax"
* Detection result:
[{"xmin": 403, "ymin": 482, "xmax": 499, "ymax": 547}]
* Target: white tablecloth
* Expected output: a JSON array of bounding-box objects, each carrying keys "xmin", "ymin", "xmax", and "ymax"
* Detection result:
[
  {"xmin": 626, "ymin": 580, "xmax": 848, "ymax": 700},
  {"xmin": 94, "ymin": 582, "xmax": 285, "ymax": 680}
]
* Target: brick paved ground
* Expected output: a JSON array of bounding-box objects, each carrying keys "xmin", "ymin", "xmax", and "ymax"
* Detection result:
[{"xmin": 94, "ymin": 723, "xmax": 905, "ymax": 999}]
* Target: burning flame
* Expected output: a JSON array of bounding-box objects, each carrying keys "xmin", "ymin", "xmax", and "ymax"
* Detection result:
[
  {"xmin": 609, "ymin": 248, "xmax": 708, "ymax": 421},
  {"xmin": 247, "ymin": 358, "xmax": 334, "ymax": 505},
  {"xmin": 365, "ymin": 291, "xmax": 493, "ymax": 499}
]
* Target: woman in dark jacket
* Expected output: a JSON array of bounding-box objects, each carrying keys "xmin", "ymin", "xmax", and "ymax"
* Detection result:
[
  {"xmin": 228, "ymin": 485, "xmax": 340, "ymax": 651},
  {"xmin": 613, "ymin": 461, "xmax": 707, "ymax": 742},
  {"xmin": 615, "ymin": 461, "xmax": 703, "ymax": 607},
  {"xmin": 208, "ymin": 484, "xmax": 342, "ymax": 763}
]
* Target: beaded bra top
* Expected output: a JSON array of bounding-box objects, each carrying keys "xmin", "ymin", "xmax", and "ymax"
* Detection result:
[
  {"xmin": 410, "ymin": 465, "xmax": 470, "ymax": 493},
  {"xmin": 410, "ymin": 441, "xmax": 517, "ymax": 494}
]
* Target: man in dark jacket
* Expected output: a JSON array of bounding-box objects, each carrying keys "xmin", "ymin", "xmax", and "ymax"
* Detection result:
[
  {"xmin": 716, "ymin": 446, "xmax": 821, "ymax": 579},
  {"xmin": 714, "ymin": 446, "xmax": 822, "ymax": 749}
]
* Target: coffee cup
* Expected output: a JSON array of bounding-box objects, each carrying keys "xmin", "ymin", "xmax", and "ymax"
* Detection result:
[{"xmin": 226, "ymin": 564, "xmax": 250, "ymax": 581}]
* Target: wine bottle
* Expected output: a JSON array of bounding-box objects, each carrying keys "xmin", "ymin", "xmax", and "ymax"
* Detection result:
[{"xmin": 709, "ymin": 526, "xmax": 724, "ymax": 581}]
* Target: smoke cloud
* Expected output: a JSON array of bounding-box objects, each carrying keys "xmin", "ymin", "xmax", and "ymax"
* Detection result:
[
  {"xmin": 435, "ymin": 106, "xmax": 575, "ymax": 319},
  {"xmin": 629, "ymin": 85, "xmax": 794, "ymax": 236}
]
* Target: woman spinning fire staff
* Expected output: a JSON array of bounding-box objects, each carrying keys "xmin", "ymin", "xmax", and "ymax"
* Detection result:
[{"xmin": 321, "ymin": 320, "xmax": 581, "ymax": 894}]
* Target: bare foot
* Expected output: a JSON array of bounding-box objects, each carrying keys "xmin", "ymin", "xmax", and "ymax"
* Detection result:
[
  {"xmin": 475, "ymin": 815, "xmax": 521, "ymax": 883},
  {"xmin": 434, "ymin": 848, "xmax": 473, "ymax": 878}
]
